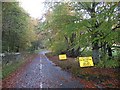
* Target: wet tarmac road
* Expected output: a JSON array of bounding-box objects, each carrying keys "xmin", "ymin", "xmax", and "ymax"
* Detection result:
[{"xmin": 13, "ymin": 51, "xmax": 84, "ymax": 88}]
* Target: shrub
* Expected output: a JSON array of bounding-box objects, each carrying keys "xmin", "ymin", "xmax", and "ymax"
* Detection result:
[{"xmin": 97, "ymin": 59, "xmax": 120, "ymax": 68}]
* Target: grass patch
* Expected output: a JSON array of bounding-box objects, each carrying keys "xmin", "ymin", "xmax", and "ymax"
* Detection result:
[
  {"xmin": 96, "ymin": 59, "xmax": 120, "ymax": 68},
  {"xmin": 46, "ymin": 52, "xmax": 120, "ymax": 76},
  {"xmin": 2, "ymin": 53, "xmax": 35, "ymax": 79},
  {"xmin": 46, "ymin": 52, "xmax": 120, "ymax": 88},
  {"xmin": 46, "ymin": 53, "xmax": 81, "ymax": 76},
  {"xmin": 2, "ymin": 60, "xmax": 24, "ymax": 79}
]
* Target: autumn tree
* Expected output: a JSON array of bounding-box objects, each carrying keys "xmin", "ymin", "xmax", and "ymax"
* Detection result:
[
  {"xmin": 2, "ymin": 2, "xmax": 37, "ymax": 53},
  {"xmin": 40, "ymin": 1, "xmax": 119, "ymax": 63}
]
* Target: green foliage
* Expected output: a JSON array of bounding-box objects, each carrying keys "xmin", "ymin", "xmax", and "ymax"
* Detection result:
[
  {"xmin": 42, "ymin": 2, "xmax": 119, "ymax": 65},
  {"xmin": 112, "ymin": 47, "xmax": 120, "ymax": 60},
  {"xmin": 2, "ymin": 60, "xmax": 23, "ymax": 79},
  {"xmin": 82, "ymin": 49, "xmax": 92, "ymax": 56},
  {"xmin": 51, "ymin": 39, "xmax": 68, "ymax": 55},
  {"xmin": 2, "ymin": 2, "xmax": 37, "ymax": 53},
  {"xmin": 97, "ymin": 59, "xmax": 120, "ymax": 68}
]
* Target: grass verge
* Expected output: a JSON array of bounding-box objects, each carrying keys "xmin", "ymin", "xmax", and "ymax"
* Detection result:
[
  {"xmin": 46, "ymin": 52, "xmax": 120, "ymax": 88},
  {"xmin": 2, "ymin": 61, "xmax": 24, "ymax": 79},
  {"xmin": 2, "ymin": 53, "xmax": 36, "ymax": 79}
]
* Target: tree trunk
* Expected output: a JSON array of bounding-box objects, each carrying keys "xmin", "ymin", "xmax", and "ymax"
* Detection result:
[
  {"xmin": 101, "ymin": 42, "xmax": 107, "ymax": 58},
  {"xmin": 91, "ymin": 2, "xmax": 100, "ymax": 64},
  {"xmin": 107, "ymin": 45, "xmax": 112, "ymax": 59},
  {"xmin": 92, "ymin": 42, "xmax": 99, "ymax": 64},
  {"xmin": 69, "ymin": 33, "xmax": 76, "ymax": 57},
  {"xmin": 74, "ymin": 46, "xmax": 81, "ymax": 57}
]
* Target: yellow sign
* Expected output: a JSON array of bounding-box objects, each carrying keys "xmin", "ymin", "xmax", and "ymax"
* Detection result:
[
  {"xmin": 59, "ymin": 54, "xmax": 67, "ymax": 60},
  {"xmin": 79, "ymin": 57, "xmax": 94, "ymax": 67}
]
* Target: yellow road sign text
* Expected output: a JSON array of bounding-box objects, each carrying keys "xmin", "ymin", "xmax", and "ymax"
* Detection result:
[
  {"xmin": 59, "ymin": 54, "xmax": 67, "ymax": 60},
  {"xmin": 79, "ymin": 57, "xmax": 94, "ymax": 67}
]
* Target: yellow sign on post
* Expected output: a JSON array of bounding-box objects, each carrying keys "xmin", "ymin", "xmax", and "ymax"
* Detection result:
[
  {"xmin": 79, "ymin": 57, "xmax": 94, "ymax": 67},
  {"xmin": 59, "ymin": 54, "xmax": 67, "ymax": 60}
]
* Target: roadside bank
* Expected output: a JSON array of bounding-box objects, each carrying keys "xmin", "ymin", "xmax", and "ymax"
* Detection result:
[{"xmin": 46, "ymin": 53, "xmax": 120, "ymax": 88}]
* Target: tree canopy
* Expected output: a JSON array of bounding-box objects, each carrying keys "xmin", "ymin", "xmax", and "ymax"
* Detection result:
[
  {"xmin": 2, "ymin": 2, "xmax": 37, "ymax": 53},
  {"xmin": 39, "ymin": 1, "xmax": 120, "ymax": 63}
]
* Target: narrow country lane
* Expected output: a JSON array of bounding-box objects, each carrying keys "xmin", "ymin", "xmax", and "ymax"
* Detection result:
[{"xmin": 3, "ymin": 51, "xmax": 84, "ymax": 88}]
